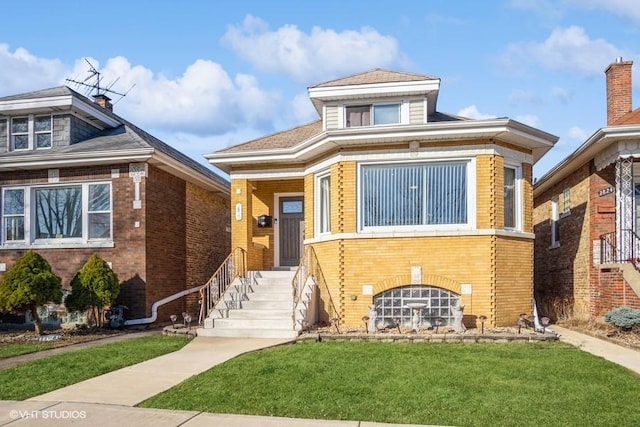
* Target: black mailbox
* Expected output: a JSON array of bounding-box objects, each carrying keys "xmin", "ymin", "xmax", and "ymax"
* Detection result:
[{"xmin": 257, "ymin": 215, "xmax": 273, "ymax": 228}]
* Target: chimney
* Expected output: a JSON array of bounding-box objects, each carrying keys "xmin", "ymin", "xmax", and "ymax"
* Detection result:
[
  {"xmin": 605, "ymin": 57, "xmax": 633, "ymax": 125},
  {"xmin": 93, "ymin": 94, "xmax": 113, "ymax": 112}
]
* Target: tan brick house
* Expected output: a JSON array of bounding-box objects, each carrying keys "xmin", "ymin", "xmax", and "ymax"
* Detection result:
[
  {"xmin": 199, "ymin": 69, "xmax": 557, "ymax": 338},
  {"xmin": 0, "ymin": 87, "xmax": 230, "ymax": 325},
  {"xmin": 534, "ymin": 58, "xmax": 640, "ymax": 319}
]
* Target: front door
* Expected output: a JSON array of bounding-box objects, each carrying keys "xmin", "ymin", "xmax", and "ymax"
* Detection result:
[{"xmin": 279, "ymin": 196, "xmax": 304, "ymax": 266}]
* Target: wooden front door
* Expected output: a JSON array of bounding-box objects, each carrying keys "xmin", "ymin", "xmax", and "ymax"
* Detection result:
[{"xmin": 279, "ymin": 196, "xmax": 304, "ymax": 267}]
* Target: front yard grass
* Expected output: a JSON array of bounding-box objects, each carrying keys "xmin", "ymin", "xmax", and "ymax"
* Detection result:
[
  {"xmin": 0, "ymin": 335, "xmax": 191, "ymax": 400},
  {"xmin": 0, "ymin": 342, "xmax": 55, "ymax": 359},
  {"xmin": 142, "ymin": 341, "xmax": 640, "ymax": 427}
]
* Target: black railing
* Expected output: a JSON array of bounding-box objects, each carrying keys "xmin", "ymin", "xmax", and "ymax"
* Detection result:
[{"xmin": 600, "ymin": 229, "xmax": 640, "ymax": 270}]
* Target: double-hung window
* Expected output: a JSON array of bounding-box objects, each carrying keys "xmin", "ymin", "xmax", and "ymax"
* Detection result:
[
  {"xmin": 315, "ymin": 172, "xmax": 331, "ymax": 235},
  {"xmin": 10, "ymin": 115, "xmax": 52, "ymax": 151},
  {"xmin": 346, "ymin": 103, "xmax": 401, "ymax": 127},
  {"xmin": 360, "ymin": 161, "xmax": 468, "ymax": 229},
  {"xmin": 503, "ymin": 166, "xmax": 518, "ymax": 229},
  {"xmin": 2, "ymin": 182, "xmax": 112, "ymax": 244}
]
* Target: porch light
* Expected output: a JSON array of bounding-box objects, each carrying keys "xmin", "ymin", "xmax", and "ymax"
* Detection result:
[{"xmin": 478, "ymin": 315, "xmax": 487, "ymax": 334}]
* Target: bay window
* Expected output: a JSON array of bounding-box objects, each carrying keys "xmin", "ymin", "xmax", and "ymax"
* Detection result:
[
  {"xmin": 2, "ymin": 182, "xmax": 111, "ymax": 244},
  {"xmin": 361, "ymin": 161, "xmax": 468, "ymax": 229}
]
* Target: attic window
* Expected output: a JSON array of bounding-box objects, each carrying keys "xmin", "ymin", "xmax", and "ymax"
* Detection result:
[
  {"xmin": 10, "ymin": 115, "xmax": 52, "ymax": 151},
  {"xmin": 346, "ymin": 103, "xmax": 400, "ymax": 127}
]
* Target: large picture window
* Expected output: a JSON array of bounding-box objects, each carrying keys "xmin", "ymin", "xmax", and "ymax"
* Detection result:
[
  {"xmin": 361, "ymin": 161, "xmax": 468, "ymax": 228},
  {"xmin": 2, "ymin": 182, "xmax": 111, "ymax": 244}
]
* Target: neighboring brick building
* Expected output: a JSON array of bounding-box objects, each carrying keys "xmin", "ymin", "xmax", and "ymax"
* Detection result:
[
  {"xmin": 0, "ymin": 87, "xmax": 230, "ymax": 324},
  {"xmin": 534, "ymin": 58, "xmax": 640, "ymax": 320},
  {"xmin": 205, "ymin": 69, "xmax": 558, "ymax": 330}
]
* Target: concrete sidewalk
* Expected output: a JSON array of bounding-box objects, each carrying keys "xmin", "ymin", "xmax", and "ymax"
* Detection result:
[
  {"xmin": 549, "ymin": 325, "xmax": 640, "ymax": 375},
  {"xmin": 27, "ymin": 336, "xmax": 291, "ymax": 406},
  {"xmin": 0, "ymin": 401, "xmax": 436, "ymax": 427}
]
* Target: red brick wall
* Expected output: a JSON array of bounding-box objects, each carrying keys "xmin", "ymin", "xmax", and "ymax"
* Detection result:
[
  {"xmin": 184, "ymin": 182, "xmax": 230, "ymax": 318},
  {"xmin": 0, "ymin": 164, "xmax": 148, "ymax": 318},
  {"xmin": 594, "ymin": 268, "xmax": 640, "ymax": 313}
]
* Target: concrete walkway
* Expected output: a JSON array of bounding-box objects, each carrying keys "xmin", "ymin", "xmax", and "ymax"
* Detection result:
[
  {"xmin": 27, "ymin": 336, "xmax": 291, "ymax": 406},
  {"xmin": 549, "ymin": 325, "xmax": 640, "ymax": 375}
]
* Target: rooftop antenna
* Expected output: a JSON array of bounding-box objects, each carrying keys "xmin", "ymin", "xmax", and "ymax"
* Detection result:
[{"xmin": 65, "ymin": 58, "xmax": 135, "ymax": 105}]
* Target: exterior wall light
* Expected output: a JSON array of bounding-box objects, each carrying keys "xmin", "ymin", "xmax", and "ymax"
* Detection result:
[{"xmin": 478, "ymin": 315, "xmax": 487, "ymax": 334}]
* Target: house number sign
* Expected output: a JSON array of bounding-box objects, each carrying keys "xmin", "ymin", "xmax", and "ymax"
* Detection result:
[{"xmin": 598, "ymin": 187, "xmax": 613, "ymax": 197}]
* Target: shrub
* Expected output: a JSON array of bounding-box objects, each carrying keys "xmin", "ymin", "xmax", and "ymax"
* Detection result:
[
  {"xmin": 0, "ymin": 250, "xmax": 62, "ymax": 335},
  {"xmin": 604, "ymin": 306, "xmax": 640, "ymax": 330},
  {"xmin": 65, "ymin": 254, "xmax": 120, "ymax": 327}
]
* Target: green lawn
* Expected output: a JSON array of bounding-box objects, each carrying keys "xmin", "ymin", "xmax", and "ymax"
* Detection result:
[
  {"xmin": 142, "ymin": 341, "xmax": 640, "ymax": 427},
  {"xmin": 0, "ymin": 342, "xmax": 55, "ymax": 359},
  {"xmin": 0, "ymin": 335, "xmax": 191, "ymax": 400}
]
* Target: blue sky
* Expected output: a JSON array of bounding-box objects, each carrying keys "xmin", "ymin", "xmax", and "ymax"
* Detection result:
[{"xmin": 1, "ymin": 0, "xmax": 639, "ymax": 179}]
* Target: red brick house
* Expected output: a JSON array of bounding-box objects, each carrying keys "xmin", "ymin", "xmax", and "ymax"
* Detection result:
[
  {"xmin": 534, "ymin": 58, "xmax": 640, "ymax": 319},
  {"xmin": 0, "ymin": 87, "xmax": 230, "ymax": 325}
]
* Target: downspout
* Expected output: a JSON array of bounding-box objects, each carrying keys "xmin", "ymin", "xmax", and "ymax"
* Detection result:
[{"xmin": 124, "ymin": 285, "xmax": 202, "ymax": 326}]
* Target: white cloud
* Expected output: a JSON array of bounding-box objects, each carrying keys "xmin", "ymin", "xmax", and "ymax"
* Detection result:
[
  {"xmin": 222, "ymin": 15, "xmax": 405, "ymax": 84},
  {"xmin": 515, "ymin": 114, "xmax": 540, "ymax": 127},
  {"xmin": 551, "ymin": 87, "xmax": 572, "ymax": 104},
  {"xmin": 568, "ymin": 125, "xmax": 591, "ymax": 141},
  {"xmin": 508, "ymin": 0, "xmax": 564, "ymax": 21},
  {"xmin": 457, "ymin": 105, "xmax": 497, "ymax": 120},
  {"xmin": 566, "ymin": 0, "xmax": 640, "ymax": 23},
  {"xmin": 502, "ymin": 26, "xmax": 628, "ymax": 76},
  {"xmin": 0, "ymin": 44, "xmax": 67, "ymax": 95},
  {"xmin": 72, "ymin": 56, "xmax": 282, "ymax": 136}
]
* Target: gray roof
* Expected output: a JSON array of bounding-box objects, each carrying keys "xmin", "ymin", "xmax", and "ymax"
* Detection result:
[{"xmin": 0, "ymin": 86, "xmax": 229, "ymax": 190}]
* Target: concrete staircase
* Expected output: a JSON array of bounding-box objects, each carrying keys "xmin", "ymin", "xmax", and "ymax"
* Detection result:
[{"xmin": 197, "ymin": 270, "xmax": 299, "ymax": 339}]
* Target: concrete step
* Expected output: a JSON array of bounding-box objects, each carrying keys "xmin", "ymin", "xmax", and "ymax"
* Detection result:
[
  {"xmin": 241, "ymin": 300, "xmax": 292, "ymax": 310},
  {"xmin": 213, "ymin": 318, "xmax": 292, "ymax": 329},
  {"xmin": 254, "ymin": 270, "xmax": 297, "ymax": 279},
  {"xmin": 197, "ymin": 327, "xmax": 299, "ymax": 339},
  {"xmin": 227, "ymin": 309, "xmax": 292, "ymax": 319},
  {"xmin": 244, "ymin": 292, "xmax": 293, "ymax": 302}
]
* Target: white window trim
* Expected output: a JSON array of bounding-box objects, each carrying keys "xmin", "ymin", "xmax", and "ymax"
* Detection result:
[
  {"xmin": 314, "ymin": 170, "xmax": 331, "ymax": 236},
  {"xmin": 356, "ymin": 157, "xmax": 476, "ymax": 233},
  {"xmin": 10, "ymin": 114, "xmax": 52, "ymax": 151},
  {"xmin": 561, "ymin": 187, "xmax": 571, "ymax": 217},
  {"xmin": 1, "ymin": 181, "xmax": 113, "ymax": 247},
  {"xmin": 503, "ymin": 162, "xmax": 522, "ymax": 232}
]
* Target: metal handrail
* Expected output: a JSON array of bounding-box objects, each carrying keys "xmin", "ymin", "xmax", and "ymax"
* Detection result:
[
  {"xmin": 292, "ymin": 245, "xmax": 339, "ymax": 329},
  {"xmin": 198, "ymin": 247, "xmax": 247, "ymax": 324},
  {"xmin": 600, "ymin": 229, "xmax": 640, "ymax": 270}
]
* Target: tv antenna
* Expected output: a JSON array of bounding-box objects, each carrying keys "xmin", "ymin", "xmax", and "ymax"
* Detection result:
[{"xmin": 65, "ymin": 58, "xmax": 135, "ymax": 105}]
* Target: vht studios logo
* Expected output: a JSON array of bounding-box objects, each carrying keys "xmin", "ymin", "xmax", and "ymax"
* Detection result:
[{"xmin": 9, "ymin": 409, "xmax": 87, "ymax": 420}]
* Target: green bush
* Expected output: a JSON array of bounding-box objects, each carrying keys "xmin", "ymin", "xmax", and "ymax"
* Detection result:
[
  {"xmin": 604, "ymin": 306, "xmax": 640, "ymax": 330},
  {"xmin": 65, "ymin": 254, "xmax": 120, "ymax": 327},
  {"xmin": 0, "ymin": 250, "xmax": 62, "ymax": 335}
]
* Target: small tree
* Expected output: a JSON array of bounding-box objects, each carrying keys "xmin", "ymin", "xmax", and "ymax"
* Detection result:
[
  {"xmin": 65, "ymin": 254, "xmax": 120, "ymax": 327},
  {"xmin": 0, "ymin": 250, "xmax": 62, "ymax": 335}
]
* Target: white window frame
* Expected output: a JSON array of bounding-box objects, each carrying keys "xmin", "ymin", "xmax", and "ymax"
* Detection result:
[
  {"xmin": 343, "ymin": 101, "xmax": 405, "ymax": 128},
  {"xmin": 10, "ymin": 114, "xmax": 52, "ymax": 151},
  {"xmin": 551, "ymin": 196, "xmax": 560, "ymax": 247},
  {"xmin": 1, "ymin": 181, "xmax": 112, "ymax": 246},
  {"xmin": 315, "ymin": 171, "xmax": 331, "ymax": 236},
  {"xmin": 357, "ymin": 158, "xmax": 475, "ymax": 232},
  {"xmin": 503, "ymin": 164, "xmax": 522, "ymax": 231},
  {"xmin": 2, "ymin": 188, "xmax": 26, "ymax": 242}
]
